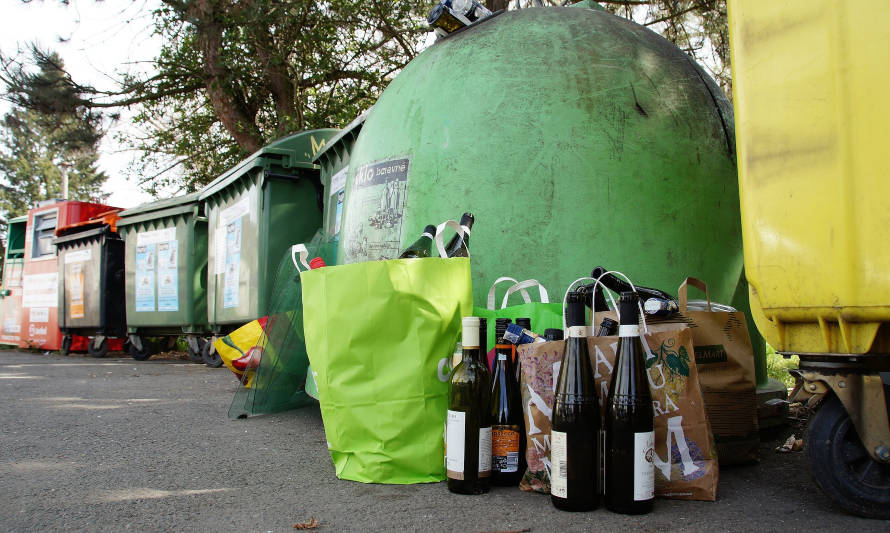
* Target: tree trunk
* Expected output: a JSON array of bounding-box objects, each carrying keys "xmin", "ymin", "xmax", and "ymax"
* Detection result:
[{"xmin": 190, "ymin": 0, "xmax": 263, "ymax": 153}]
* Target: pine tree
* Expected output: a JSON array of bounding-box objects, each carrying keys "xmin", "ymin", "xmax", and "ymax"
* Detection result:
[{"xmin": 0, "ymin": 49, "xmax": 108, "ymax": 220}]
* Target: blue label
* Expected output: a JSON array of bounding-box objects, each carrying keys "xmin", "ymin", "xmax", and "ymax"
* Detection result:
[
  {"xmin": 135, "ymin": 244, "xmax": 156, "ymax": 312},
  {"xmin": 157, "ymin": 240, "xmax": 178, "ymax": 312},
  {"xmin": 223, "ymin": 219, "xmax": 241, "ymax": 309}
]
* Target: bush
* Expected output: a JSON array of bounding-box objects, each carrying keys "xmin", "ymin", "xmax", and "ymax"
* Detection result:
[{"xmin": 766, "ymin": 344, "xmax": 798, "ymax": 389}]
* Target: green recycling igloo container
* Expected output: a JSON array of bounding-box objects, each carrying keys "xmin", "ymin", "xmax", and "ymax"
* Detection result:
[
  {"xmin": 313, "ymin": 112, "xmax": 367, "ymax": 243},
  {"xmin": 199, "ymin": 129, "xmax": 338, "ymax": 365},
  {"xmin": 338, "ymin": 6, "xmax": 749, "ymax": 318},
  {"xmin": 117, "ymin": 192, "xmax": 209, "ymax": 362}
]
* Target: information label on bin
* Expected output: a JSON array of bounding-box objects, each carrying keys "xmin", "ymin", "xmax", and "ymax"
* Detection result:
[
  {"xmin": 221, "ymin": 196, "xmax": 250, "ymax": 225},
  {"xmin": 22, "ymin": 273, "xmax": 57, "ymax": 308},
  {"xmin": 135, "ymin": 244, "xmax": 156, "ymax": 312},
  {"xmin": 157, "ymin": 240, "xmax": 179, "ymax": 312},
  {"xmin": 222, "ymin": 219, "xmax": 241, "ymax": 308},
  {"xmin": 64, "ymin": 249, "xmax": 91, "ymax": 264},
  {"xmin": 29, "ymin": 307, "xmax": 48, "ymax": 323},
  {"xmin": 136, "ymin": 228, "xmax": 176, "ymax": 246},
  {"xmin": 341, "ymin": 157, "xmax": 410, "ymax": 263},
  {"xmin": 67, "ymin": 263, "xmax": 85, "ymax": 319}
]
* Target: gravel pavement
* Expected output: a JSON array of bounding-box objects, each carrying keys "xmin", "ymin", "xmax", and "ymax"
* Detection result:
[{"xmin": 0, "ymin": 350, "xmax": 887, "ymax": 532}]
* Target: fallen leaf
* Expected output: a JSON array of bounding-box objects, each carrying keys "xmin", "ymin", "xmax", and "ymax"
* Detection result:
[{"xmin": 294, "ymin": 517, "xmax": 319, "ymax": 530}]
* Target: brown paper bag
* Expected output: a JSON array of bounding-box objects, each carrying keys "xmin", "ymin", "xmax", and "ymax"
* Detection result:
[
  {"xmin": 517, "ymin": 326, "xmax": 719, "ymax": 501},
  {"xmin": 678, "ymin": 277, "xmax": 760, "ymax": 465}
]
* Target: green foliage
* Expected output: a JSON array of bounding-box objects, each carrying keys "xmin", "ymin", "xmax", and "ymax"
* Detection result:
[
  {"xmin": 123, "ymin": 0, "xmax": 432, "ymax": 193},
  {"xmin": 0, "ymin": 49, "xmax": 108, "ymax": 219},
  {"xmin": 601, "ymin": 1, "xmax": 731, "ymax": 95},
  {"xmin": 766, "ymin": 344, "xmax": 798, "ymax": 389}
]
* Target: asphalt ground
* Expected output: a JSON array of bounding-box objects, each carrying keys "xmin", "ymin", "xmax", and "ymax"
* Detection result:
[{"xmin": 0, "ymin": 349, "xmax": 887, "ymax": 532}]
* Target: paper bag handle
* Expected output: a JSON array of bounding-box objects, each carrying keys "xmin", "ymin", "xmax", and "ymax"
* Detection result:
[
  {"xmin": 678, "ymin": 276, "xmax": 711, "ymax": 312},
  {"xmin": 501, "ymin": 279, "xmax": 550, "ymax": 308},
  {"xmin": 434, "ymin": 220, "xmax": 469, "ymax": 259},
  {"xmin": 486, "ymin": 277, "xmax": 532, "ymax": 310}
]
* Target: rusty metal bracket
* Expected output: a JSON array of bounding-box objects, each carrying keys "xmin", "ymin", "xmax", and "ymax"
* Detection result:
[{"xmin": 801, "ymin": 371, "xmax": 890, "ymax": 463}]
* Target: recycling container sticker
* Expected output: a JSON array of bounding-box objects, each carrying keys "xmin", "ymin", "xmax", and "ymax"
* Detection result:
[
  {"xmin": 157, "ymin": 240, "xmax": 179, "ymax": 312},
  {"xmin": 341, "ymin": 157, "xmax": 410, "ymax": 263}
]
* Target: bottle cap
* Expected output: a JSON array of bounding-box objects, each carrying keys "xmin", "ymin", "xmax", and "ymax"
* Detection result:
[
  {"xmin": 422, "ymin": 224, "xmax": 437, "ymax": 236},
  {"xmin": 459, "ymin": 212, "xmax": 475, "ymax": 227},
  {"xmin": 309, "ymin": 257, "xmax": 326, "ymax": 269},
  {"xmin": 461, "ymin": 316, "xmax": 480, "ymax": 348},
  {"xmin": 515, "ymin": 317, "xmax": 531, "ymax": 330},
  {"xmin": 495, "ymin": 318, "xmax": 512, "ymax": 339},
  {"xmin": 618, "ymin": 291, "xmax": 640, "ymax": 326},
  {"xmin": 599, "ymin": 317, "xmax": 618, "ymax": 330},
  {"xmin": 462, "ymin": 316, "xmax": 480, "ymax": 328},
  {"xmin": 544, "ymin": 328, "xmax": 563, "ymax": 341}
]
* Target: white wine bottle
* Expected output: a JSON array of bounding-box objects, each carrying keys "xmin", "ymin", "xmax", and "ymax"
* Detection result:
[
  {"xmin": 399, "ymin": 224, "xmax": 437, "ymax": 258},
  {"xmin": 447, "ymin": 316, "xmax": 492, "ymax": 494}
]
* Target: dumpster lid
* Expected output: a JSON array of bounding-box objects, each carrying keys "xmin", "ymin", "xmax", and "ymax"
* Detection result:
[
  {"xmin": 53, "ymin": 223, "xmax": 116, "ymax": 246},
  {"xmin": 199, "ymin": 129, "xmax": 339, "ymax": 201},
  {"xmin": 55, "ymin": 209, "xmax": 122, "ymax": 237},
  {"xmin": 118, "ymin": 191, "xmax": 202, "ymax": 221},
  {"xmin": 312, "ymin": 112, "xmax": 368, "ymax": 164}
]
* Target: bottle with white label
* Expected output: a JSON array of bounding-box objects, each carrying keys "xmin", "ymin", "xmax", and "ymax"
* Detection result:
[
  {"xmin": 604, "ymin": 291, "xmax": 655, "ymax": 514},
  {"xmin": 550, "ymin": 291, "xmax": 600, "ymax": 511},
  {"xmin": 447, "ymin": 316, "xmax": 492, "ymax": 494}
]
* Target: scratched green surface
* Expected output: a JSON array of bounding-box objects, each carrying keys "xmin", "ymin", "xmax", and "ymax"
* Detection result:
[{"xmin": 338, "ymin": 7, "xmax": 750, "ymax": 349}]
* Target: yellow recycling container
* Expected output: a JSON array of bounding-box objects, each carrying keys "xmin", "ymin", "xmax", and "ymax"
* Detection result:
[
  {"xmin": 730, "ymin": 0, "xmax": 890, "ymax": 355},
  {"xmin": 729, "ymin": 0, "xmax": 890, "ymax": 519}
]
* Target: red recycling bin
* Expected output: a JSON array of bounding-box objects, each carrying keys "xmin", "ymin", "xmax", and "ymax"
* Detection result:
[{"xmin": 15, "ymin": 200, "xmax": 116, "ymax": 350}]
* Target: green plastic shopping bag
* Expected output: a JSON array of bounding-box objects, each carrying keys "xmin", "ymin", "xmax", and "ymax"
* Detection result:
[
  {"xmin": 301, "ymin": 222, "xmax": 472, "ymax": 484},
  {"xmin": 473, "ymin": 277, "xmax": 565, "ymax": 349}
]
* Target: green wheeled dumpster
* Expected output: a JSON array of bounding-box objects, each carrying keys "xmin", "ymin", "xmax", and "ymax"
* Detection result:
[
  {"xmin": 313, "ymin": 112, "xmax": 367, "ymax": 244},
  {"xmin": 54, "ymin": 213, "xmax": 127, "ymax": 357},
  {"xmin": 199, "ymin": 129, "xmax": 338, "ymax": 366},
  {"xmin": 117, "ymin": 192, "xmax": 209, "ymax": 362}
]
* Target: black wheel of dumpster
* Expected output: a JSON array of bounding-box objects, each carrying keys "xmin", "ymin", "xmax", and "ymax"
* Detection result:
[
  {"xmin": 87, "ymin": 337, "xmax": 108, "ymax": 358},
  {"xmin": 807, "ymin": 384, "xmax": 890, "ymax": 519},
  {"xmin": 128, "ymin": 336, "xmax": 153, "ymax": 361},
  {"xmin": 187, "ymin": 337, "xmax": 206, "ymax": 364},
  {"xmin": 202, "ymin": 338, "xmax": 223, "ymax": 368},
  {"xmin": 60, "ymin": 335, "xmax": 72, "ymax": 356}
]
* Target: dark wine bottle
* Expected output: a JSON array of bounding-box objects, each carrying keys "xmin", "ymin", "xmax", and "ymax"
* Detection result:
[
  {"xmin": 490, "ymin": 318, "xmax": 525, "ymax": 486},
  {"xmin": 595, "ymin": 317, "xmax": 618, "ymax": 337},
  {"xmin": 447, "ymin": 316, "xmax": 492, "ymax": 494},
  {"xmin": 550, "ymin": 291, "xmax": 601, "ymax": 511},
  {"xmin": 544, "ymin": 328, "xmax": 564, "ymax": 341},
  {"xmin": 604, "ymin": 292, "xmax": 655, "ymax": 514},
  {"xmin": 444, "ymin": 212, "xmax": 474, "ymax": 257},
  {"xmin": 511, "ymin": 317, "xmax": 532, "ymax": 384},
  {"xmin": 399, "ymin": 224, "xmax": 437, "ymax": 259},
  {"xmin": 589, "ymin": 267, "xmax": 676, "ymax": 306},
  {"xmin": 515, "ymin": 317, "xmax": 531, "ymax": 331}
]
